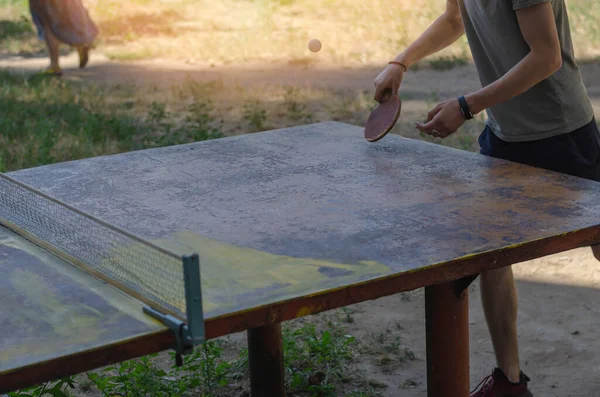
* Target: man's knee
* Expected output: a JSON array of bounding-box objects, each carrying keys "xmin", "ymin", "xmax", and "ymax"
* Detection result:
[
  {"xmin": 480, "ymin": 266, "xmax": 516, "ymax": 295},
  {"xmin": 481, "ymin": 265, "xmax": 513, "ymax": 282}
]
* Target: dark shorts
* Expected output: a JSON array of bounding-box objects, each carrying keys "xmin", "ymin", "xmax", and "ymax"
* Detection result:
[{"xmin": 478, "ymin": 118, "xmax": 600, "ymax": 182}]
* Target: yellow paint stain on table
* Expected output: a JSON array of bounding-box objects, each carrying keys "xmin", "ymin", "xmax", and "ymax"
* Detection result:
[
  {"xmin": 0, "ymin": 233, "xmax": 163, "ymax": 368},
  {"xmin": 154, "ymin": 231, "xmax": 392, "ymax": 315},
  {"xmin": 0, "ymin": 270, "xmax": 115, "ymax": 361}
]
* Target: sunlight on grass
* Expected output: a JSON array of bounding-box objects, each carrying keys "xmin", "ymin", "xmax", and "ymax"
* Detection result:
[
  {"xmin": 2, "ymin": 0, "xmax": 600, "ymax": 65},
  {"xmin": 106, "ymin": 47, "xmax": 155, "ymax": 61},
  {"xmin": 88, "ymin": 0, "xmax": 600, "ymax": 65}
]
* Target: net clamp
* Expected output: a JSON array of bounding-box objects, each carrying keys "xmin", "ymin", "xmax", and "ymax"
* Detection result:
[{"xmin": 143, "ymin": 253, "xmax": 205, "ymax": 366}]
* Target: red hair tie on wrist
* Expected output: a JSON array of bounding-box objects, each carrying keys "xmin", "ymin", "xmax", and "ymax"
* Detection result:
[{"xmin": 388, "ymin": 61, "xmax": 408, "ymax": 72}]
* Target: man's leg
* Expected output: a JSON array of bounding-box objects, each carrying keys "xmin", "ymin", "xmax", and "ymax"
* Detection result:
[
  {"xmin": 592, "ymin": 245, "xmax": 600, "ymax": 261},
  {"xmin": 480, "ymin": 265, "xmax": 521, "ymax": 383}
]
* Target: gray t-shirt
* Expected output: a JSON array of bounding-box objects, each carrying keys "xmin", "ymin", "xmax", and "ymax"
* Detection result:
[{"xmin": 458, "ymin": 0, "xmax": 594, "ymax": 142}]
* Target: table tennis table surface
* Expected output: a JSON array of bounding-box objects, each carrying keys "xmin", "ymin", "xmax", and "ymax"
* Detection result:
[{"xmin": 3, "ymin": 121, "xmax": 600, "ymax": 390}]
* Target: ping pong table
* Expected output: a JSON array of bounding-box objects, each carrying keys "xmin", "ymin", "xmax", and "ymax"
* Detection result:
[{"xmin": 2, "ymin": 121, "xmax": 600, "ymax": 397}]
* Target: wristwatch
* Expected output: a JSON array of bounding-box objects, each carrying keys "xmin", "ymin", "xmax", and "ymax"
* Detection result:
[{"xmin": 458, "ymin": 95, "xmax": 474, "ymax": 120}]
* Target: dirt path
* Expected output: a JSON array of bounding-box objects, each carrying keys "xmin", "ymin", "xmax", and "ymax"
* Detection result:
[
  {"xmin": 3, "ymin": 52, "xmax": 600, "ymax": 395},
  {"xmin": 3, "ymin": 52, "xmax": 600, "ymax": 99}
]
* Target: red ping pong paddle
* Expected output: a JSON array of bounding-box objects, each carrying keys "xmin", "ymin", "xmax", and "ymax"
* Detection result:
[{"xmin": 364, "ymin": 94, "xmax": 401, "ymax": 142}]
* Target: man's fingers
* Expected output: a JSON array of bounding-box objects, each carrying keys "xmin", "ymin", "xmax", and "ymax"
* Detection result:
[
  {"xmin": 382, "ymin": 88, "xmax": 391, "ymax": 102},
  {"xmin": 437, "ymin": 130, "xmax": 451, "ymax": 138},
  {"xmin": 374, "ymin": 77, "xmax": 401, "ymax": 103},
  {"xmin": 415, "ymin": 119, "xmax": 436, "ymax": 134},
  {"xmin": 426, "ymin": 104, "xmax": 443, "ymax": 122},
  {"xmin": 374, "ymin": 84, "xmax": 387, "ymax": 103},
  {"xmin": 415, "ymin": 100, "xmax": 460, "ymax": 139},
  {"xmin": 416, "ymin": 112, "xmax": 440, "ymax": 133},
  {"xmin": 375, "ymin": 86, "xmax": 392, "ymax": 103},
  {"xmin": 392, "ymin": 81, "xmax": 400, "ymax": 97},
  {"xmin": 415, "ymin": 116, "xmax": 450, "ymax": 138}
]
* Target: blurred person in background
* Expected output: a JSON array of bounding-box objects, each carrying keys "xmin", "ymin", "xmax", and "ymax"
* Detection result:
[{"xmin": 29, "ymin": 0, "xmax": 99, "ymax": 76}]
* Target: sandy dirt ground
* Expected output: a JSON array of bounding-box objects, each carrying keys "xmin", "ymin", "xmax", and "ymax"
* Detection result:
[{"xmin": 3, "ymin": 52, "xmax": 600, "ymax": 396}]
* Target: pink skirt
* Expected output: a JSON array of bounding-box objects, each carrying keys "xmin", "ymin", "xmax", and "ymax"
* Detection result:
[{"xmin": 29, "ymin": 0, "xmax": 98, "ymax": 46}]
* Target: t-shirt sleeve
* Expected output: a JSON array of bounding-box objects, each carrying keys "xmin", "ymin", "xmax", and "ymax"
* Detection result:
[{"xmin": 512, "ymin": 0, "xmax": 552, "ymax": 10}]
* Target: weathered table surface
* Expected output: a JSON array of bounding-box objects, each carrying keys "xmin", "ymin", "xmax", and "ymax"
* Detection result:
[{"xmin": 3, "ymin": 121, "xmax": 600, "ymax": 396}]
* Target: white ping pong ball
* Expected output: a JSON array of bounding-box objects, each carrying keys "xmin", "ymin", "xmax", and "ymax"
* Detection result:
[{"xmin": 308, "ymin": 39, "xmax": 322, "ymax": 53}]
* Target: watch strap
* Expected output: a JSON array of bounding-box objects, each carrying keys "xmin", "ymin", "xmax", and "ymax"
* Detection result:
[{"xmin": 458, "ymin": 95, "xmax": 474, "ymax": 120}]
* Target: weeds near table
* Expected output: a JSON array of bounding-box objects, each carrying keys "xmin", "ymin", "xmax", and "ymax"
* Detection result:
[
  {"xmin": 243, "ymin": 99, "xmax": 268, "ymax": 132},
  {"xmin": 9, "ymin": 311, "xmax": 387, "ymax": 397}
]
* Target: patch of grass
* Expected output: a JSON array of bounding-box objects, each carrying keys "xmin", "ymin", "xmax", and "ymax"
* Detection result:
[
  {"xmin": 0, "ymin": 70, "xmax": 224, "ymax": 172},
  {"xmin": 341, "ymin": 307, "xmax": 356, "ymax": 323},
  {"xmin": 0, "ymin": 35, "xmax": 46, "ymax": 55},
  {"xmin": 11, "ymin": 312, "xmax": 385, "ymax": 397},
  {"xmin": 429, "ymin": 55, "xmax": 469, "ymax": 71},
  {"xmin": 327, "ymin": 89, "xmax": 372, "ymax": 124},
  {"xmin": 184, "ymin": 99, "xmax": 225, "ymax": 141},
  {"xmin": 0, "ymin": 0, "xmax": 29, "ymax": 16},
  {"xmin": 85, "ymin": 342, "xmax": 232, "ymax": 397},
  {"xmin": 0, "ymin": 15, "xmax": 32, "ymax": 40},
  {"xmin": 174, "ymin": 78, "xmax": 226, "ymax": 102},
  {"xmin": 400, "ymin": 378, "xmax": 421, "ymax": 389},
  {"xmin": 283, "ymin": 320, "xmax": 356, "ymax": 395},
  {"xmin": 230, "ymin": 313, "xmax": 378, "ymax": 395},
  {"xmin": 347, "ymin": 391, "xmax": 382, "ymax": 397},
  {"xmin": 283, "ymin": 86, "xmax": 313, "ymax": 124},
  {"xmin": 0, "ymin": 70, "xmax": 140, "ymax": 171},
  {"xmin": 269, "ymin": 0, "xmax": 296, "ymax": 6},
  {"xmin": 362, "ymin": 328, "xmax": 417, "ymax": 372},
  {"xmin": 139, "ymin": 98, "xmax": 224, "ymax": 147},
  {"xmin": 567, "ymin": 0, "xmax": 600, "ymax": 59},
  {"xmin": 0, "ymin": 13, "xmax": 46, "ymax": 56},
  {"xmin": 106, "ymin": 47, "xmax": 155, "ymax": 61},
  {"xmin": 243, "ymin": 99, "xmax": 268, "ymax": 132},
  {"xmin": 7, "ymin": 377, "xmax": 76, "ymax": 397},
  {"xmin": 365, "ymin": 378, "xmax": 388, "ymax": 389},
  {"xmin": 96, "ymin": 8, "xmax": 183, "ymax": 45}
]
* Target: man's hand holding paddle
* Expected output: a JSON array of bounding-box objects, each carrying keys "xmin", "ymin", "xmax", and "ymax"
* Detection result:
[
  {"xmin": 367, "ymin": 0, "xmax": 466, "ymax": 142},
  {"xmin": 364, "ymin": 63, "xmax": 405, "ymax": 142},
  {"xmin": 373, "ymin": 63, "xmax": 405, "ymax": 103}
]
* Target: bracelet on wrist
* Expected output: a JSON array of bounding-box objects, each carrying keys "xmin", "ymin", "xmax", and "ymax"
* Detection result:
[{"xmin": 388, "ymin": 61, "xmax": 408, "ymax": 72}]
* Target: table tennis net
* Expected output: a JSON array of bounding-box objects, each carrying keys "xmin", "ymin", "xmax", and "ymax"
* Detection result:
[{"xmin": 0, "ymin": 174, "xmax": 187, "ymax": 320}]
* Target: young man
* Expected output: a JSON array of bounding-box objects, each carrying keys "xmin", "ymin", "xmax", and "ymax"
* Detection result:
[{"xmin": 374, "ymin": 1, "xmax": 600, "ymax": 396}]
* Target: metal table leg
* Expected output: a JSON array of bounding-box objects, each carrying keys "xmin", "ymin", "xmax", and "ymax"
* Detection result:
[
  {"xmin": 425, "ymin": 280, "xmax": 470, "ymax": 397},
  {"xmin": 248, "ymin": 323, "xmax": 286, "ymax": 397}
]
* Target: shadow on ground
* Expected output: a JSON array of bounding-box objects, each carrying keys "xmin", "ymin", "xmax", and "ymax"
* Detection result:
[
  {"xmin": 337, "ymin": 250, "xmax": 600, "ymax": 397},
  {"xmin": 4, "ymin": 54, "xmax": 600, "ymax": 101}
]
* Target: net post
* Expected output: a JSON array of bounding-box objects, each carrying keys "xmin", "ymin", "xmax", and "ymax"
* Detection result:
[
  {"xmin": 182, "ymin": 254, "xmax": 205, "ymax": 346},
  {"xmin": 143, "ymin": 254, "xmax": 205, "ymax": 366}
]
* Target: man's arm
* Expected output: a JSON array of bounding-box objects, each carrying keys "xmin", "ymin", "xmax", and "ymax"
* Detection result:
[
  {"xmin": 374, "ymin": 0, "xmax": 464, "ymax": 102},
  {"xmin": 417, "ymin": 1, "xmax": 562, "ymax": 136},
  {"xmin": 464, "ymin": 2, "xmax": 562, "ymax": 114},
  {"xmin": 394, "ymin": 0, "xmax": 464, "ymax": 68}
]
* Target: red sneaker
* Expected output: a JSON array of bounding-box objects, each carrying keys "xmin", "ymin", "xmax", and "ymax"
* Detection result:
[{"xmin": 471, "ymin": 368, "xmax": 533, "ymax": 397}]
